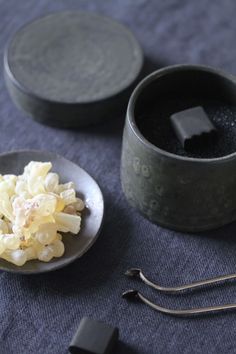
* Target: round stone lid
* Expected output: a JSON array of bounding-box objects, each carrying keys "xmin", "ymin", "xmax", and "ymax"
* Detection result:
[{"xmin": 4, "ymin": 11, "xmax": 143, "ymax": 128}]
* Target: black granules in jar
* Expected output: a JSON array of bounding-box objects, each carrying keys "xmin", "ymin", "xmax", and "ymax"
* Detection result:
[{"xmin": 136, "ymin": 98, "xmax": 236, "ymax": 159}]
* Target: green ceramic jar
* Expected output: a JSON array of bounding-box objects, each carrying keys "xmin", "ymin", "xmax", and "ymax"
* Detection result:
[{"xmin": 121, "ymin": 64, "xmax": 236, "ymax": 232}]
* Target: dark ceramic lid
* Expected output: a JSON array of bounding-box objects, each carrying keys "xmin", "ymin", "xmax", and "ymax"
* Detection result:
[{"xmin": 4, "ymin": 11, "xmax": 143, "ymax": 128}]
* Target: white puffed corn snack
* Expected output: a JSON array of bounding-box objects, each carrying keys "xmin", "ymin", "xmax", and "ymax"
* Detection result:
[{"xmin": 0, "ymin": 161, "xmax": 84, "ymax": 266}]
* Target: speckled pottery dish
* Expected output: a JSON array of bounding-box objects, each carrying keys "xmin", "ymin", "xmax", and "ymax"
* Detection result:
[
  {"xmin": 121, "ymin": 64, "xmax": 236, "ymax": 232},
  {"xmin": 0, "ymin": 150, "xmax": 104, "ymax": 274}
]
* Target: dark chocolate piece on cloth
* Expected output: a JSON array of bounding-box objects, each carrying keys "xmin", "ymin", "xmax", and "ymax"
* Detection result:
[
  {"xmin": 69, "ymin": 317, "xmax": 119, "ymax": 354},
  {"xmin": 170, "ymin": 106, "xmax": 217, "ymax": 149}
]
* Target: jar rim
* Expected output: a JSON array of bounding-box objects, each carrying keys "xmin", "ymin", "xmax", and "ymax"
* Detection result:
[{"xmin": 127, "ymin": 64, "xmax": 236, "ymax": 164}]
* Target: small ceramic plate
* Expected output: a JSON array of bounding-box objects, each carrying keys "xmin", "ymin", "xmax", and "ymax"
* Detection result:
[{"xmin": 0, "ymin": 150, "xmax": 104, "ymax": 274}]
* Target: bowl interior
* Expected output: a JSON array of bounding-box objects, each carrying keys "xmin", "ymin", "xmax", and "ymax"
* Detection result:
[
  {"xmin": 0, "ymin": 150, "xmax": 104, "ymax": 274},
  {"xmin": 134, "ymin": 67, "xmax": 236, "ymax": 159}
]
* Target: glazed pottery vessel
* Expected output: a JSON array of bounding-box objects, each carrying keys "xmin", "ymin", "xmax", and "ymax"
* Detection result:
[{"xmin": 121, "ymin": 64, "xmax": 236, "ymax": 232}]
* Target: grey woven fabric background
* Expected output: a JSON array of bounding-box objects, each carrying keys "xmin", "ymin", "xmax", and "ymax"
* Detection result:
[{"xmin": 1, "ymin": 1, "xmax": 236, "ymax": 353}]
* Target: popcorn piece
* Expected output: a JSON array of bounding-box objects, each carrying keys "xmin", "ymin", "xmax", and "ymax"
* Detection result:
[
  {"xmin": 73, "ymin": 198, "xmax": 85, "ymax": 212},
  {"xmin": 54, "ymin": 212, "xmax": 81, "ymax": 234},
  {"xmin": 2, "ymin": 249, "xmax": 27, "ymax": 266},
  {"xmin": 1, "ymin": 234, "xmax": 21, "ymax": 250},
  {"xmin": 0, "ymin": 220, "xmax": 9, "ymax": 234},
  {"xmin": 60, "ymin": 189, "xmax": 76, "ymax": 205},
  {"xmin": 35, "ymin": 223, "xmax": 57, "ymax": 245},
  {"xmin": 44, "ymin": 173, "xmax": 59, "ymax": 192},
  {"xmin": 63, "ymin": 205, "xmax": 76, "ymax": 215}
]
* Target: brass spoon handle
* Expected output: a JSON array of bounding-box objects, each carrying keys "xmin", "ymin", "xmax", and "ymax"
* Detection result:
[
  {"xmin": 122, "ymin": 290, "xmax": 236, "ymax": 317},
  {"xmin": 125, "ymin": 268, "xmax": 236, "ymax": 293}
]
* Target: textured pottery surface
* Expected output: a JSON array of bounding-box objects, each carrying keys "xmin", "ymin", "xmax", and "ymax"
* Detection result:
[{"xmin": 121, "ymin": 65, "xmax": 236, "ymax": 232}]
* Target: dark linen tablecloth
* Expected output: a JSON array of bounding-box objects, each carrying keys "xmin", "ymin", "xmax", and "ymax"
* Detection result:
[{"xmin": 1, "ymin": 1, "xmax": 236, "ymax": 353}]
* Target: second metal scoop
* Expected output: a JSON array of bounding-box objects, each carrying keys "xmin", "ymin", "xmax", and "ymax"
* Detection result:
[
  {"xmin": 125, "ymin": 268, "xmax": 236, "ymax": 293},
  {"xmin": 123, "ymin": 268, "xmax": 236, "ymax": 317}
]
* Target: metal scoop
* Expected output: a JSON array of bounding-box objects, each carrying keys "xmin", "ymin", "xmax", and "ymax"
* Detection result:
[{"xmin": 123, "ymin": 268, "xmax": 236, "ymax": 316}]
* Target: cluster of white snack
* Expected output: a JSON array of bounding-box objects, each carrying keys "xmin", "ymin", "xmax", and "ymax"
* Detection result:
[{"xmin": 0, "ymin": 161, "xmax": 84, "ymax": 266}]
